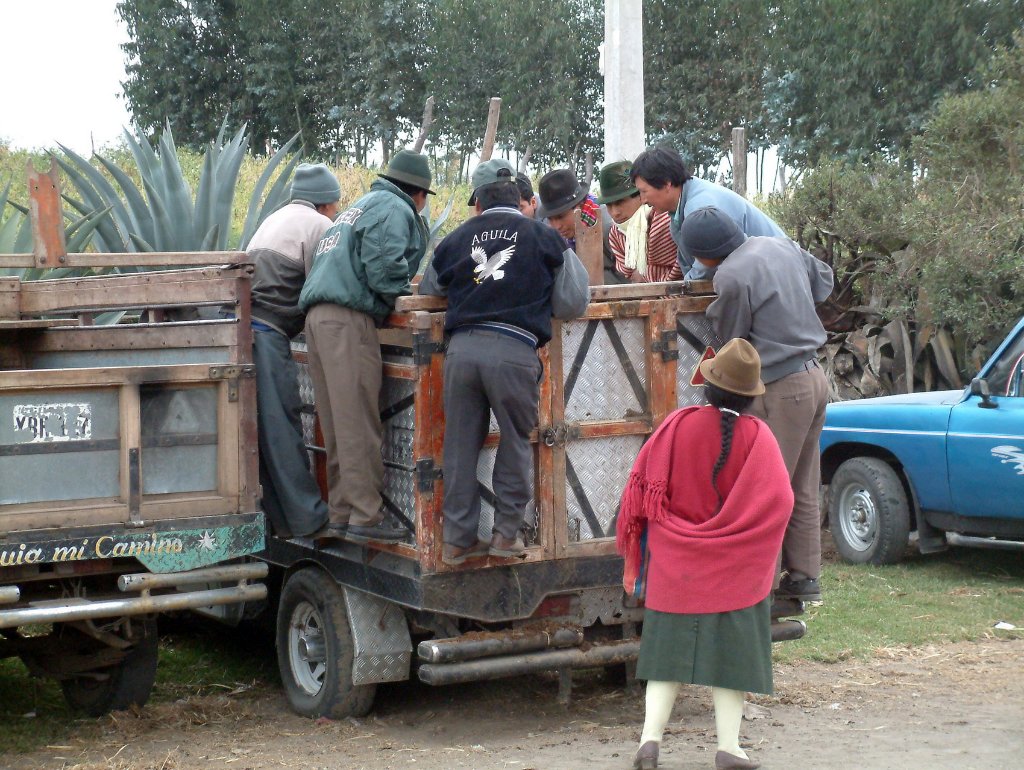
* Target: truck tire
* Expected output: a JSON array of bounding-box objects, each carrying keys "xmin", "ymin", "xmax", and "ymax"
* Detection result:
[
  {"xmin": 828, "ymin": 457, "xmax": 911, "ymax": 565},
  {"xmin": 276, "ymin": 567, "xmax": 376, "ymax": 719},
  {"xmin": 60, "ymin": 617, "xmax": 159, "ymax": 716}
]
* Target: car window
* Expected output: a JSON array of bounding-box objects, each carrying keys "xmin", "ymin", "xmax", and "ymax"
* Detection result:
[{"xmin": 986, "ymin": 329, "xmax": 1024, "ymax": 397}]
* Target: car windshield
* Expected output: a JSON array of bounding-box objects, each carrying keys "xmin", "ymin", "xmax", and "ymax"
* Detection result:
[{"xmin": 985, "ymin": 326, "xmax": 1024, "ymax": 397}]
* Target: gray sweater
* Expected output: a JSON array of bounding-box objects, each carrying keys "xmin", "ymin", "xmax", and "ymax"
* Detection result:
[
  {"xmin": 248, "ymin": 201, "xmax": 333, "ymax": 337},
  {"xmin": 707, "ymin": 236, "xmax": 833, "ymax": 383}
]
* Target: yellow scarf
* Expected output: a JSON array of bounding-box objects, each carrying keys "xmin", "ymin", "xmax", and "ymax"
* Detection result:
[{"xmin": 615, "ymin": 204, "xmax": 650, "ymax": 277}]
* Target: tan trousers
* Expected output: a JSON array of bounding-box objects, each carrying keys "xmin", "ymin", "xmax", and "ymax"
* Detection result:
[
  {"xmin": 750, "ymin": 362, "xmax": 828, "ymax": 581},
  {"xmin": 304, "ymin": 303, "xmax": 384, "ymax": 527}
]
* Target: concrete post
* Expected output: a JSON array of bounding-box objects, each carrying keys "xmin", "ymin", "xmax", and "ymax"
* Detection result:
[{"xmin": 603, "ymin": 0, "xmax": 645, "ymax": 164}]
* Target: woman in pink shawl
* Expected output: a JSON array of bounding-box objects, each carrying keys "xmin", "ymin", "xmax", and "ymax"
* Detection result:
[{"xmin": 616, "ymin": 338, "xmax": 794, "ymax": 770}]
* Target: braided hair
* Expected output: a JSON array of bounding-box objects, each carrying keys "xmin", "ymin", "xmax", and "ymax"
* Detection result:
[{"xmin": 705, "ymin": 382, "xmax": 755, "ymax": 508}]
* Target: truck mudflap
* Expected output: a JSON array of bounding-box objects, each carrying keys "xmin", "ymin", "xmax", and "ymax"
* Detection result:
[{"xmin": 0, "ymin": 562, "xmax": 268, "ymax": 629}]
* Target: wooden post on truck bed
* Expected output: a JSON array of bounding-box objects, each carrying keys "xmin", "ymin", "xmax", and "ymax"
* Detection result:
[
  {"xmin": 574, "ymin": 209, "xmax": 604, "ymax": 285},
  {"xmin": 28, "ymin": 159, "xmax": 67, "ymax": 268}
]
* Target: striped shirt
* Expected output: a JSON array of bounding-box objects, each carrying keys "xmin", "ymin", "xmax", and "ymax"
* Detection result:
[{"xmin": 609, "ymin": 209, "xmax": 682, "ymax": 283}]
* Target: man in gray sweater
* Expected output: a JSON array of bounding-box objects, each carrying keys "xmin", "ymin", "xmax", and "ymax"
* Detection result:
[
  {"xmin": 247, "ymin": 163, "xmax": 340, "ymax": 538},
  {"xmin": 682, "ymin": 206, "xmax": 833, "ymax": 603}
]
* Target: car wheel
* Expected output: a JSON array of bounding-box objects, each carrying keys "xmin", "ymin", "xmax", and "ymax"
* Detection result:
[
  {"xmin": 276, "ymin": 568, "xmax": 376, "ymax": 719},
  {"xmin": 828, "ymin": 457, "xmax": 911, "ymax": 565}
]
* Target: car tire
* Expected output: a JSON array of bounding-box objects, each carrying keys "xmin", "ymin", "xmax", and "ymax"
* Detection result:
[
  {"xmin": 276, "ymin": 567, "xmax": 376, "ymax": 719},
  {"xmin": 59, "ymin": 616, "xmax": 159, "ymax": 716},
  {"xmin": 828, "ymin": 457, "xmax": 911, "ymax": 565}
]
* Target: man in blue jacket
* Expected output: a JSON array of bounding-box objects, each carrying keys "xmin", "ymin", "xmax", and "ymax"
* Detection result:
[
  {"xmin": 630, "ymin": 145, "xmax": 785, "ymax": 280},
  {"xmin": 299, "ymin": 150, "xmax": 430, "ymax": 543},
  {"xmin": 419, "ymin": 159, "xmax": 589, "ymax": 565}
]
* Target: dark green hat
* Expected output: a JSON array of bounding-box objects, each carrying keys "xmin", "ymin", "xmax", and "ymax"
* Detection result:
[
  {"xmin": 596, "ymin": 160, "xmax": 639, "ymax": 204},
  {"xmin": 380, "ymin": 150, "xmax": 436, "ymax": 195}
]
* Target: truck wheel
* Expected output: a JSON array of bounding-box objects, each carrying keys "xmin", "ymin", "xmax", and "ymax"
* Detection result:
[
  {"xmin": 828, "ymin": 457, "xmax": 911, "ymax": 565},
  {"xmin": 60, "ymin": 617, "xmax": 159, "ymax": 716},
  {"xmin": 276, "ymin": 568, "xmax": 375, "ymax": 719}
]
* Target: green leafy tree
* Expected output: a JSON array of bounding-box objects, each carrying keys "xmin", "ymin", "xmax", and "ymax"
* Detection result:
[
  {"xmin": 643, "ymin": 0, "xmax": 771, "ymax": 175},
  {"xmin": 765, "ymin": 0, "xmax": 1024, "ymax": 166}
]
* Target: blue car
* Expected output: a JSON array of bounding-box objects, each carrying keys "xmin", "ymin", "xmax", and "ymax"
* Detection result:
[{"xmin": 820, "ymin": 316, "xmax": 1024, "ymax": 564}]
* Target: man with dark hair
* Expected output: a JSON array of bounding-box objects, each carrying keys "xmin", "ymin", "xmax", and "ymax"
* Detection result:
[
  {"xmin": 299, "ymin": 150, "xmax": 431, "ymax": 544},
  {"xmin": 597, "ymin": 160, "xmax": 681, "ymax": 283},
  {"xmin": 630, "ymin": 145, "xmax": 784, "ymax": 280},
  {"xmin": 515, "ymin": 172, "xmax": 537, "ymax": 218},
  {"xmin": 247, "ymin": 163, "xmax": 339, "ymax": 538},
  {"xmin": 537, "ymin": 168, "xmax": 625, "ymax": 285},
  {"xmin": 419, "ymin": 159, "xmax": 589, "ymax": 566},
  {"xmin": 681, "ymin": 206, "xmax": 833, "ymax": 604}
]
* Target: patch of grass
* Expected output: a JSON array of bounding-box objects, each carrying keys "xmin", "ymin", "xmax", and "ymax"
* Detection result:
[
  {"xmin": 773, "ymin": 547, "xmax": 1024, "ymax": 664},
  {"xmin": 0, "ymin": 618, "xmax": 279, "ymax": 757}
]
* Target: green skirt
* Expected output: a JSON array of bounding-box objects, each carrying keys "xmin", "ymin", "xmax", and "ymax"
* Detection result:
[{"xmin": 635, "ymin": 597, "xmax": 774, "ymax": 694}]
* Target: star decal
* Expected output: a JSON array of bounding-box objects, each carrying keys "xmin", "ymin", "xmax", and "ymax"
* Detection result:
[{"xmin": 198, "ymin": 530, "xmax": 217, "ymax": 551}]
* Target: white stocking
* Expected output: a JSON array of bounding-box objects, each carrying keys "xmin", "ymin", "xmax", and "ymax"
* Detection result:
[
  {"xmin": 640, "ymin": 680, "xmax": 680, "ymax": 745},
  {"xmin": 712, "ymin": 687, "xmax": 749, "ymax": 759}
]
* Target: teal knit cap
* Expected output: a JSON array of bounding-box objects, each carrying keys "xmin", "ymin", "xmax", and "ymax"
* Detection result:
[{"xmin": 290, "ymin": 163, "xmax": 341, "ymax": 205}]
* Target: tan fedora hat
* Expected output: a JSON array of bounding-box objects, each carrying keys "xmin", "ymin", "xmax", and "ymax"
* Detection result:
[{"xmin": 699, "ymin": 338, "xmax": 766, "ymax": 397}]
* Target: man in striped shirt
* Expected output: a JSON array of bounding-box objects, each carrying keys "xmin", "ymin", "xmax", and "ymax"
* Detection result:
[{"xmin": 597, "ymin": 160, "xmax": 682, "ymax": 283}]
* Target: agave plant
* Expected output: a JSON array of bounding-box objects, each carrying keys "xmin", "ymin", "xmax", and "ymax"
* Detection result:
[{"xmin": 56, "ymin": 121, "xmax": 302, "ymax": 254}]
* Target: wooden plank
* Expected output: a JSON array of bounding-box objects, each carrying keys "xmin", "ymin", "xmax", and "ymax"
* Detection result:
[
  {"xmin": 29, "ymin": 160, "xmax": 68, "ymax": 267},
  {"xmin": 0, "ymin": 277, "xmax": 20, "ymax": 320},
  {"xmin": 648, "ymin": 302, "xmax": 677, "ymax": 429},
  {"xmin": 23, "ymin": 323, "xmax": 239, "ymax": 352},
  {"xmin": 0, "ymin": 251, "xmax": 248, "ymax": 270},
  {"xmin": 415, "ymin": 313, "xmax": 447, "ymax": 573},
  {"xmin": 546, "ymin": 321, "xmax": 570, "ymax": 558},
  {"xmin": 119, "ymin": 383, "xmax": 142, "ymax": 521},
  {"xmin": 572, "ymin": 419, "xmax": 653, "ymax": 440},
  {"xmin": 395, "ymin": 294, "xmax": 447, "ymax": 313},
  {"xmin": 574, "ymin": 209, "xmax": 604, "ymax": 285},
  {"xmin": 382, "ymin": 363, "xmax": 417, "ymax": 381},
  {"xmin": 0, "ymin": 319, "xmax": 77, "ymax": 330},
  {"xmin": 0, "ymin": 363, "xmax": 232, "ymax": 390},
  {"xmin": 588, "ymin": 279, "xmax": 715, "ymax": 301},
  {"xmin": 20, "ymin": 273, "xmax": 244, "ymax": 315}
]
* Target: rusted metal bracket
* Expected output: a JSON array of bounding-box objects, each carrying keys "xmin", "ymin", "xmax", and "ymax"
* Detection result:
[
  {"xmin": 651, "ymin": 329, "xmax": 679, "ymax": 361},
  {"xmin": 412, "ymin": 332, "xmax": 446, "ymax": 365},
  {"xmin": 415, "ymin": 458, "xmax": 443, "ymax": 492},
  {"xmin": 541, "ymin": 423, "xmax": 581, "ymax": 448},
  {"xmin": 209, "ymin": 364, "xmax": 256, "ymax": 402}
]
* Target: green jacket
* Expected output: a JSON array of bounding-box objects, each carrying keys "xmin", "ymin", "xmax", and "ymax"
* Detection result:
[{"xmin": 299, "ymin": 178, "xmax": 426, "ymax": 323}]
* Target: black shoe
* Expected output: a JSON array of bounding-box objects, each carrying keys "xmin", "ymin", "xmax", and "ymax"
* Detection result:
[
  {"xmin": 310, "ymin": 523, "xmax": 348, "ymax": 546},
  {"xmin": 346, "ymin": 521, "xmax": 407, "ymax": 543},
  {"xmin": 776, "ymin": 576, "xmax": 822, "ymax": 603}
]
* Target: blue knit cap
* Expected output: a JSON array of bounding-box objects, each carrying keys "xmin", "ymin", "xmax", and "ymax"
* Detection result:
[{"xmin": 290, "ymin": 163, "xmax": 341, "ymax": 205}]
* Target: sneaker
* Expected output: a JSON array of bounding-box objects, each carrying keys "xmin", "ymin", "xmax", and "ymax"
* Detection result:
[
  {"xmin": 775, "ymin": 575, "xmax": 822, "ymax": 603},
  {"xmin": 346, "ymin": 521, "xmax": 407, "ymax": 543},
  {"xmin": 441, "ymin": 540, "xmax": 490, "ymax": 566}
]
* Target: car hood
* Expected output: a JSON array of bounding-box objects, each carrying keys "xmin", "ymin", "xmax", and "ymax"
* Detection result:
[{"xmin": 829, "ymin": 390, "xmax": 965, "ymax": 409}]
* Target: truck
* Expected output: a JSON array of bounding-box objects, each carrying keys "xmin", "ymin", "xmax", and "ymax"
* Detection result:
[
  {"xmin": 263, "ymin": 274, "xmax": 807, "ymax": 717},
  {"xmin": 821, "ymin": 316, "xmax": 1024, "ymax": 564},
  {"xmin": 0, "ymin": 164, "xmax": 267, "ymax": 715}
]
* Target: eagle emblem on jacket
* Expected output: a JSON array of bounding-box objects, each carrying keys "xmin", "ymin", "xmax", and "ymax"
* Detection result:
[{"xmin": 471, "ymin": 244, "xmax": 515, "ymax": 283}]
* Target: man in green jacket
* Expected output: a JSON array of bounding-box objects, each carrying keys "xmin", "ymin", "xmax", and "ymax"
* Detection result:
[{"xmin": 299, "ymin": 150, "xmax": 431, "ymax": 543}]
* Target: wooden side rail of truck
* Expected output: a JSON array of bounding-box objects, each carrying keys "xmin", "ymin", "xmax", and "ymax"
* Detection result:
[{"xmin": 0, "ymin": 164, "xmax": 267, "ymax": 715}]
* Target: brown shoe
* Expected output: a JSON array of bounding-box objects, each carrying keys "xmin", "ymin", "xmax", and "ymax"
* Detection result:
[
  {"xmin": 489, "ymin": 533, "xmax": 526, "ymax": 558},
  {"xmin": 442, "ymin": 540, "xmax": 490, "ymax": 566},
  {"xmin": 633, "ymin": 740, "xmax": 658, "ymax": 769},
  {"xmin": 714, "ymin": 750, "xmax": 759, "ymax": 769}
]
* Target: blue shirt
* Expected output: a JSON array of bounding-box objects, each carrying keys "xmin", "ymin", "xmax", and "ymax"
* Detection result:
[{"xmin": 669, "ymin": 177, "xmax": 785, "ymax": 280}]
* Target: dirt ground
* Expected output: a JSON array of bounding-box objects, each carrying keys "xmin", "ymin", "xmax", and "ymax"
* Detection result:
[{"xmin": 6, "ymin": 637, "xmax": 1023, "ymax": 770}]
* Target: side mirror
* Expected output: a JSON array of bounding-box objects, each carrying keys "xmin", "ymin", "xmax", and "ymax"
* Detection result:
[{"xmin": 970, "ymin": 377, "xmax": 998, "ymax": 409}]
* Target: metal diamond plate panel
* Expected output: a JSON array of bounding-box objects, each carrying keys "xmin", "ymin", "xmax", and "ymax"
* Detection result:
[
  {"xmin": 290, "ymin": 340, "xmax": 318, "ymax": 450},
  {"xmin": 564, "ymin": 434, "xmax": 645, "ymax": 541},
  {"xmin": 675, "ymin": 314, "xmax": 722, "ymax": 408},
  {"xmin": 343, "ymin": 587, "xmax": 412, "ymax": 685},
  {"xmin": 382, "ymin": 378, "xmax": 417, "ymax": 525},
  {"xmin": 562, "ymin": 318, "xmax": 648, "ymax": 421},
  {"xmin": 474, "ymin": 445, "xmax": 535, "ymax": 541}
]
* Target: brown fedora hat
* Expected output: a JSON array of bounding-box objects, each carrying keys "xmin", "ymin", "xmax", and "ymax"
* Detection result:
[{"xmin": 699, "ymin": 338, "xmax": 765, "ymax": 397}]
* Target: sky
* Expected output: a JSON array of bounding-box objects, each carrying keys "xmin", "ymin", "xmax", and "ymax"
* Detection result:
[{"xmin": 1, "ymin": 1, "xmax": 131, "ymax": 155}]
